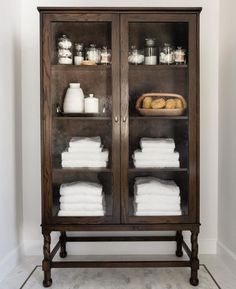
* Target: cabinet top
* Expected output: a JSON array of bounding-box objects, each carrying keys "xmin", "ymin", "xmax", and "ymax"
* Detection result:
[{"xmin": 37, "ymin": 7, "xmax": 202, "ymax": 13}]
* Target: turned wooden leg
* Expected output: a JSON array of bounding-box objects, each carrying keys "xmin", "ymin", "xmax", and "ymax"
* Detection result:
[
  {"xmin": 176, "ymin": 230, "xmax": 183, "ymax": 257},
  {"xmin": 189, "ymin": 228, "xmax": 199, "ymax": 286},
  {"xmin": 59, "ymin": 231, "xmax": 67, "ymax": 258},
  {"xmin": 42, "ymin": 233, "xmax": 52, "ymax": 287}
]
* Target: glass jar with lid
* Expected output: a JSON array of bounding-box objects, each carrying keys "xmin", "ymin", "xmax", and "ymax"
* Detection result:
[
  {"xmin": 159, "ymin": 43, "xmax": 175, "ymax": 65},
  {"xmin": 74, "ymin": 43, "xmax": 84, "ymax": 65},
  {"xmin": 174, "ymin": 47, "xmax": 186, "ymax": 65},
  {"xmin": 128, "ymin": 46, "xmax": 144, "ymax": 65},
  {"xmin": 57, "ymin": 35, "xmax": 73, "ymax": 64},
  {"xmin": 144, "ymin": 38, "xmax": 157, "ymax": 65},
  {"xmin": 100, "ymin": 46, "xmax": 111, "ymax": 65},
  {"xmin": 86, "ymin": 44, "xmax": 101, "ymax": 64}
]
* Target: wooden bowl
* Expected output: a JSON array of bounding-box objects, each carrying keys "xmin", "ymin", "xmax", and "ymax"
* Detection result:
[{"xmin": 135, "ymin": 93, "xmax": 187, "ymax": 116}]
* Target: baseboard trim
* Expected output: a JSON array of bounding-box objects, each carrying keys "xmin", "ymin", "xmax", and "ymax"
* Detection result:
[
  {"xmin": 23, "ymin": 238, "xmax": 217, "ymax": 256},
  {"xmin": 0, "ymin": 244, "xmax": 22, "ymax": 282},
  {"xmin": 217, "ymin": 241, "xmax": 236, "ymax": 274}
]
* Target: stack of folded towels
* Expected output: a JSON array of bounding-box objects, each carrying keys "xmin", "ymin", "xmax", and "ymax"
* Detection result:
[
  {"xmin": 133, "ymin": 138, "xmax": 180, "ymax": 168},
  {"xmin": 61, "ymin": 136, "xmax": 109, "ymax": 168},
  {"xmin": 134, "ymin": 177, "xmax": 181, "ymax": 216},
  {"xmin": 58, "ymin": 181, "xmax": 105, "ymax": 216}
]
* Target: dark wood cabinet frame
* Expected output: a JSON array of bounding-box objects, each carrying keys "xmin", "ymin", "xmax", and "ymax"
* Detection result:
[{"xmin": 38, "ymin": 7, "xmax": 201, "ymax": 287}]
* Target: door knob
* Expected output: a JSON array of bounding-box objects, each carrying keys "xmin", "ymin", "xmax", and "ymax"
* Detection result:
[
  {"xmin": 114, "ymin": 116, "xmax": 119, "ymax": 122},
  {"xmin": 123, "ymin": 116, "xmax": 127, "ymax": 122}
]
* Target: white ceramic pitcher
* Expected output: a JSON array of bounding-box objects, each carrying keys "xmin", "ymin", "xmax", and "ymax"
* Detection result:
[{"xmin": 63, "ymin": 83, "xmax": 84, "ymax": 113}]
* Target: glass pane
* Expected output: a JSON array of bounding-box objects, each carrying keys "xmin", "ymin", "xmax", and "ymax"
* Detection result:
[
  {"xmin": 127, "ymin": 21, "xmax": 189, "ymax": 218},
  {"xmin": 50, "ymin": 20, "xmax": 114, "ymax": 219}
]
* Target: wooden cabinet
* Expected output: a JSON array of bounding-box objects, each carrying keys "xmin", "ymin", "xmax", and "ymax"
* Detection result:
[{"xmin": 38, "ymin": 7, "xmax": 201, "ymax": 287}]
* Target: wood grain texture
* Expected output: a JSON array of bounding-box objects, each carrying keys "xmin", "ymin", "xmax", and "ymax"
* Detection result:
[{"xmin": 39, "ymin": 7, "xmax": 201, "ymax": 286}]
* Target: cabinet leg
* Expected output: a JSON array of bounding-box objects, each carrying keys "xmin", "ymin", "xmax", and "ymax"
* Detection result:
[
  {"xmin": 189, "ymin": 228, "xmax": 199, "ymax": 286},
  {"xmin": 60, "ymin": 231, "xmax": 67, "ymax": 258},
  {"xmin": 42, "ymin": 233, "xmax": 52, "ymax": 287},
  {"xmin": 176, "ymin": 230, "xmax": 183, "ymax": 257}
]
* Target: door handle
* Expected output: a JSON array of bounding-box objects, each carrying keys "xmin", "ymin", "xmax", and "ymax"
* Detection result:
[
  {"xmin": 123, "ymin": 116, "xmax": 127, "ymax": 122},
  {"xmin": 114, "ymin": 116, "xmax": 119, "ymax": 122}
]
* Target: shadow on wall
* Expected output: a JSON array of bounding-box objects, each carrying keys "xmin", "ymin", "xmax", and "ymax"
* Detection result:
[{"xmin": 14, "ymin": 29, "xmax": 23, "ymax": 258}]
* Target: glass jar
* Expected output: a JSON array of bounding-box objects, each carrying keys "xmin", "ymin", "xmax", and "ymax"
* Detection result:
[
  {"xmin": 144, "ymin": 38, "xmax": 157, "ymax": 65},
  {"xmin": 86, "ymin": 44, "xmax": 101, "ymax": 64},
  {"xmin": 128, "ymin": 46, "xmax": 144, "ymax": 65},
  {"xmin": 74, "ymin": 43, "xmax": 84, "ymax": 65},
  {"xmin": 57, "ymin": 35, "xmax": 73, "ymax": 65},
  {"xmin": 159, "ymin": 43, "xmax": 175, "ymax": 65},
  {"xmin": 58, "ymin": 35, "xmax": 72, "ymax": 49},
  {"xmin": 174, "ymin": 47, "xmax": 186, "ymax": 65},
  {"xmin": 100, "ymin": 46, "xmax": 111, "ymax": 65}
]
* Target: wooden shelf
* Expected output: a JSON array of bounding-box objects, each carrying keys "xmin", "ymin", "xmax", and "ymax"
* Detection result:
[
  {"xmin": 54, "ymin": 116, "xmax": 111, "ymax": 120},
  {"xmin": 52, "ymin": 64, "xmax": 111, "ymax": 71},
  {"xmin": 53, "ymin": 167, "xmax": 112, "ymax": 173},
  {"xmin": 129, "ymin": 116, "xmax": 188, "ymax": 120},
  {"xmin": 129, "ymin": 167, "xmax": 188, "ymax": 173},
  {"xmin": 129, "ymin": 64, "xmax": 188, "ymax": 70}
]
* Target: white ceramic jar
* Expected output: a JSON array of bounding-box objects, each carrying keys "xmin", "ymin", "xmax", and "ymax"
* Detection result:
[
  {"xmin": 84, "ymin": 94, "xmax": 99, "ymax": 113},
  {"xmin": 63, "ymin": 83, "xmax": 84, "ymax": 113}
]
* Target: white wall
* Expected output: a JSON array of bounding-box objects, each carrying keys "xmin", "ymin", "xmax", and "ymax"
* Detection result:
[
  {"xmin": 21, "ymin": 0, "xmax": 219, "ymax": 255},
  {"xmin": 0, "ymin": 0, "xmax": 22, "ymax": 281},
  {"xmin": 218, "ymin": 0, "xmax": 236, "ymax": 272}
]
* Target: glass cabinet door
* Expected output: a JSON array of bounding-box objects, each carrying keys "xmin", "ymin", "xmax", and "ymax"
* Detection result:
[
  {"xmin": 41, "ymin": 13, "xmax": 120, "ymax": 224},
  {"xmin": 120, "ymin": 13, "xmax": 198, "ymax": 224}
]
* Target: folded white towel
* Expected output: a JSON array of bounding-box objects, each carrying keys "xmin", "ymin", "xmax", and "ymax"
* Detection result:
[
  {"xmin": 68, "ymin": 146, "xmax": 103, "ymax": 153},
  {"xmin": 60, "ymin": 182, "xmax": 102, "ymax": 196},
  {"xmin": 59, "ymin": 194, "xmax": 103, "ymax": 204},
  {"xmin": 134, "ymin": 159, "xmax": 180, "ymax": 168},
  {"xmin": 58, "ymin": 210, "xmax": 105, "ymax": 216},
  {"xmin": 140, "ymin": 138, "xmax": 175, "ymax": 150},
  {"xmin": 62, "ymin": 160, "xmax": 107, "ymax": 168},
  {"xmin": 133, "ymin": 150, "xmax": 179, "ymax": 161},
  {"xmin": 134, "ymin": 177, "xmax": 180, "ymax": 196},
  {"xmin": 135, "ymin": 203, "xmax": 180, "ymax": 212},
  {"xmin": 69, "ymin": 136, "xmax": 101, "ymax": 148},
  {"xmin": 141, "ymin": 147, "xmax": 175, "ymax": 154},
  {"xmin": 134, "ymin": 210, "xmax": 182, "ymax": 216},
  {"xmin": 61, "ymin": 150, "xmax": 109, "ymax": 162},
  {"xmin": 134, "ymin": 194, "xmax": 180, "ymax": 205},
  {"xmin": 60, "ymin": 203, "xmax": 104, "ymax": 211}
]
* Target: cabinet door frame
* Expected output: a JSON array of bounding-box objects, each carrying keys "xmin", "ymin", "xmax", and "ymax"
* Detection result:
[
  {"xmin": 41, "ymin": 12, "xmax": 121, "ymax": 225},
  {"xmin": 120, "ymin": 13, "xmax": 199, "ymax": 224}
]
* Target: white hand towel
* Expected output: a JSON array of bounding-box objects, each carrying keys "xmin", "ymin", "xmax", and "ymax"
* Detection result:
[
  {"xmin": 135, "ymin": 177, "xmax": 179, "ymax": 192},
  {"xmin": 61, "ymin": 150, "xmax": 109, "ymax": 162},
  {"xmin": 134, "ymin": 159, "xmax": 180, "ymax": 168},
  {"xmin": 134, "ymin": 210, "xmax": 182, "ymax": 216},
  {"xmin": 141, "ymin": 147, "xmax": 175, "ymax": 154},
  {"xmin": 59, "ymin": 194, "xmax": 103, "ymax": 204},
  {"xmin": 140, "ymin": 138, "xmax": 175, "ymax": 150},
  {"xmin": 60, "ymin": 203, "xmax": 104, "ymax": 211},
  {"xmin": 58, "ymin": 210, "xmax": 105, "ymax": 216},
  {"xmin": 60, "ymin": 182, "xmax": 103, "ymax": 196},
  {"xmin": 68, "ymin": 146, "xmax": 103, "ymax": 153},
  {"xmin": 135, "ymin": 203, "xmax": 180, "ymax": 212},
  {"xmin": 134, "ymin": 194, "xmax": 180, "ymax": 205},
  {"xmin": 62, "ymin": 160, "xmax": 107, "ymax": 168},
  {"xmin": 69, "ymin": 136, "xmax": 101, "ymax": 148},
  {"xmin": 133, "ymin": 150, "xmax": 179, "ymax": 161}
]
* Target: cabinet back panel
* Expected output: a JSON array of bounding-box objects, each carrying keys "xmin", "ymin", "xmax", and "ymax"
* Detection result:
[
  {"xmin": 52, "ymin": 172, "xmax": 112, "ymax": 216},
  {"xmin": 129, "ymin": 69, "xmax": 188, "ymax": 116},
  {"xmin": 51, "ymin": 22, "xmax": 111, "ymax": 64},
  {"xmin": 52, "ymin": 120, "xmax": 112, "ymax": 168},
  {"xmin": 129, "ymin": 22, "xmax": 188, "ymax": 52},
  {"xmin": 51, "ymin": 69, "xmax": 112, "ymax": 116},
  {"xmin": 128, "ymin": 171, "xmax": 189, "ymax": 216},
  {"xmin": 129, "ymin": 119, "xmax": 188, "ymax": 168}
]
